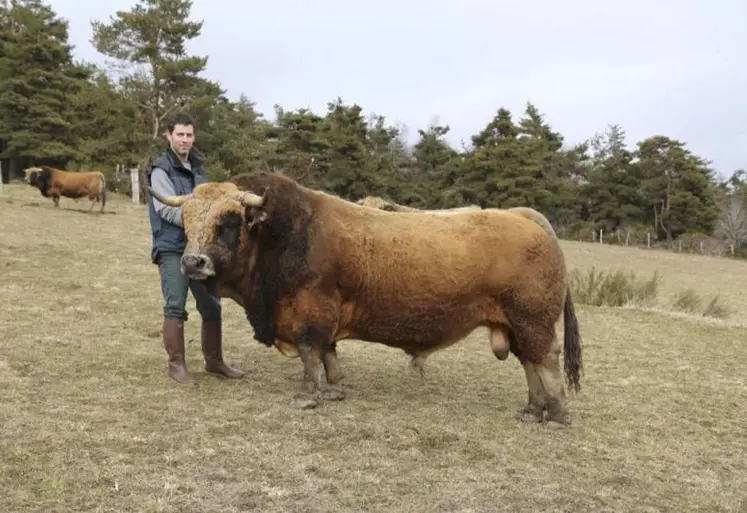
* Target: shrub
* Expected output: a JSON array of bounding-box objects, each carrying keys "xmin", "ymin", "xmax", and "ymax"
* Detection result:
[{"xmin": 569, "ymin": 267, "xmax": 661, "ymax": 307}]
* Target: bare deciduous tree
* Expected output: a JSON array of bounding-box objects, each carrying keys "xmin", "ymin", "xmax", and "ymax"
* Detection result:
[{"xmin": 716, "ymin": 194, "xmax": 747, "ymax": 248}]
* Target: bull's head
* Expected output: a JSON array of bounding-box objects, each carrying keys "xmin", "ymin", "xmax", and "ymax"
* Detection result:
[
  {"xmin": 23, "ymin": 167, "xmax": 41, "ymax": 184},
  {"xmin": 148, "ymin": 182, "xmax": 267, "ymax": 281}
]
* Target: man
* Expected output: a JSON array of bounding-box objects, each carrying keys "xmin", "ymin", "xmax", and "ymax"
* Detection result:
[{"xmin": 146, "ymin": 112, "xmax": 245, "ymax": 384}]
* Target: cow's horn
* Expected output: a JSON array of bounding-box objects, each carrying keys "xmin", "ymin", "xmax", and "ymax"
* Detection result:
[
  {"xmin": 236, "ymin": 188, "xmax": 267, "ymax": 207},
  {"xmin": 148, "ymin": 186, "xmax": 191, "ymax": 206}
]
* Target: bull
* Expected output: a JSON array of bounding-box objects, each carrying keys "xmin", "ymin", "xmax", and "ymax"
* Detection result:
[
  {"xmin": 148, "ymin": 172, "xmax": 583, "ymax": 428},
  {"xmin": 24, "ymin": 166, "xmax": 107, "ymax": 212}
]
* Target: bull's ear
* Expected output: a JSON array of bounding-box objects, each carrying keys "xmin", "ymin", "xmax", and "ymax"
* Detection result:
[{"xmin": 245, "ymin": 207, "xmax": 268, "ymax": 230}]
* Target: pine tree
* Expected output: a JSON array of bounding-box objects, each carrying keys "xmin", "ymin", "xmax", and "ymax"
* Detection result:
[
  {"xmin": 456, "ymin": 107, "xmax": 523, "ymax": 208},
  {"xmin": 633, "ymin": 135, "xmax": 720, "ymax": 241},
  {"xmin": 90, "ymin": 0, "xmax": 224, "ymax": 169},
  {"xmin": 581, "ymin": 124, "xmax": 645, "ymax": 232},
  {"xmin": 0, "ymin": 0, "xmax": 92, "ymax": 168}
]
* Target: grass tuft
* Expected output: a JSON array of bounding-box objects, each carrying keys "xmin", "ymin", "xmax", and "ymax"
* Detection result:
[
  {"xmin": 702, "ymin": 295, "xmax": 731, "ymax": 319},
  {"xmin": 672, "ymin": 289, "xmax": 731, "ymax": 319}
]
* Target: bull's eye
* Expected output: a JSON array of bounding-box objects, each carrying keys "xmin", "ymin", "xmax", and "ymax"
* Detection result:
[{"xmin": 218, "ymin": 212, "xmax": 242, "ymax": 250}]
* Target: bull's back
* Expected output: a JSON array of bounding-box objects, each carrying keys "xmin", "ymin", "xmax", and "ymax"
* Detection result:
[{"xmin": 333, "ymin": 208, "xmax": 556, "ymax": 289}]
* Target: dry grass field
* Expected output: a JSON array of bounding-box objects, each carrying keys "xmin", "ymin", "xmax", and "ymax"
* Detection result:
[{"xmin": 1, "ymin": 181, "xmax": 746, "ymax": 513}]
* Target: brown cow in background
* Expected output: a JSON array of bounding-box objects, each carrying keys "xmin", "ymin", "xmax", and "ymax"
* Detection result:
[
  {"xmin": 357, "ymin": 195, "xmax": 559, "ymax": 243},
  {"xmin": 356, "ymin": 195, "xmax": 482, "ymax": 213},
  {"xmin": 24, "ymin": 166, "xmax": 107, "ymax": 212}
]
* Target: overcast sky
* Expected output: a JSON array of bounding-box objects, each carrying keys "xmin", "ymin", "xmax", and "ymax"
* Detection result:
[{"xmin": 48, "ymin": 0, "xmax": 745, "ymax": 179}]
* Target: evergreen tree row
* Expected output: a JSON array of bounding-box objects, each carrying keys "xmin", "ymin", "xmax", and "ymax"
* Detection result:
[{"xmin": 1, "ymin": 0, "xmax": 745, "ymax": 255}]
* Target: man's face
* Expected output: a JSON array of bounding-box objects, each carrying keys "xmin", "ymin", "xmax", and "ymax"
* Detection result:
[{"xmin": 167, "ymin": 123, "xmax": 195, "ymax": 157}]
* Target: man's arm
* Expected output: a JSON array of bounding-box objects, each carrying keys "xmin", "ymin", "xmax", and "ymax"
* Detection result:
[{"xmin": 150, "ymin": 168, "xmax": 183, "ymax": 227}]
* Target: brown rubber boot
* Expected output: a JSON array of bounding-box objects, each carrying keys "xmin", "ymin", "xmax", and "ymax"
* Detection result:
[
  {"xmin": 163, "ymin": 318, "xmax": 196, "ymax": 384},
  {"xmin": 201, "ymin": 320, "xmax": 245, "ymax": 379}
]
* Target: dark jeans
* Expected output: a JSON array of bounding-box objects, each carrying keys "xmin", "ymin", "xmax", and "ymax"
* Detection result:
[{"xmin": 157, "ymin": 251, "xmax": 221, "ymax": 322}]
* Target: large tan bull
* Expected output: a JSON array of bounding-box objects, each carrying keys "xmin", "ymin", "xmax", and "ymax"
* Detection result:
[
  {"xmin": 149, "ymin": 172, "xmax": 584, "ymax": 428},
  {"xmin": 24, "ymin": 166, "xmax": 107, "ymax": 212}
]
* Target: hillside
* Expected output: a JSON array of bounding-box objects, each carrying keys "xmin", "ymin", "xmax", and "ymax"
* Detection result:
[{"xmin": 1, "ymin": 183, "xmax": 745, "ymax": 512}]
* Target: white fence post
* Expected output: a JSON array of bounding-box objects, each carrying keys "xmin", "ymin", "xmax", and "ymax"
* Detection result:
[{"xmin": 130, "ymin": 167, "xmax": 140, "ymax": 204}]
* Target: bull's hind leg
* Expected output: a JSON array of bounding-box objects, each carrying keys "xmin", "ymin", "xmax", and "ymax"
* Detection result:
[
  {"xmin": 322, "ymin": 342, "xmax": 344, "ymax": 384},
  {"xmin": 513, "ymin": 324, "xmax": 571, "ymax": 428},
  {"xmin": 532, "ymin": 343, "xmax": 570, "ymax": 428},
  {"xmin": 405, "ymin": 350, "xmax": 427, "ymax": 379},
  {"xmin": 519, "ymin": 360, "xmax": 547, "ymax": 423}
]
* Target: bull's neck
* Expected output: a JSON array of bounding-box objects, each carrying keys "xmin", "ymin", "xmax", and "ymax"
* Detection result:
[
  {"xmin": 212, "ymin": 279, "xmax": 252, "ymax": 319},
  {"xmin": 219, "ymin": 241, "xmax": 260, "ymax": 315}
]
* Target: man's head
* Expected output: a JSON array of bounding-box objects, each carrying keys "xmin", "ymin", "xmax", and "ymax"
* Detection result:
[{"xmin": 165, "ymin": 112, "xmax": 196, "ymax": 159}]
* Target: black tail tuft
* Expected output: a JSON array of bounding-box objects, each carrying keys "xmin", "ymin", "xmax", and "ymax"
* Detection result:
[{"xmin": 563, "ymin": 288, "xmax": 583, "ymax": 394}]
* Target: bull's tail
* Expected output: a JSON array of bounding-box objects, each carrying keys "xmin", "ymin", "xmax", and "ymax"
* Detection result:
[
  {"xmin": 562, "ymin": 287, "xmax": 583, "ymax": 393},
  {"xmin": 98, "ymin": 172, "xmax": 107, "ymax": 210}
]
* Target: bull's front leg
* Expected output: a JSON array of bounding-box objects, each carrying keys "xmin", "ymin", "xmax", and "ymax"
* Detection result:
[
  {"xmin": 291, "ymin": 326, "xmax": 347, "ymax": 409},
  {"xmin": 320, "ymin": 342, "xmax": 345, "ymax": 401},
  {"xmin": 293, "ymin": 341, "xmax": 323, "ymax": 410},
  {"xmin": 291, "ymin": 325, "xmax": 326, "ymax": 410}
]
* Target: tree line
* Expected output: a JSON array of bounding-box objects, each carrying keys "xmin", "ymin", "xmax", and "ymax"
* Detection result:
[{"xmin": 1, "ymin": 0, "xmax": 746, "ymax": 256}]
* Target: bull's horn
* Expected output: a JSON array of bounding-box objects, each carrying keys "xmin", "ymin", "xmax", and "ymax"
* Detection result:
[
  {"xmin": 236, "ymin": 188, "xmax": 267, "ymax": 207},
  {"xmin": 148, "ymin": 186, "xmax": 191, "ymax": 206}
]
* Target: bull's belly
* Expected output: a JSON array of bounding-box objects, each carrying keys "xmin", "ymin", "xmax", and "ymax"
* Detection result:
[{"xmin": 344, "ymin": 299, "xmax": 488, "ymax": 351}]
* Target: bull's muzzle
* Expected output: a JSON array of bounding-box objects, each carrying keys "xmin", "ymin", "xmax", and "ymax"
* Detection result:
[{"xmin": 181, "ymin": 253, "xmax": 215, "ymax": 280}]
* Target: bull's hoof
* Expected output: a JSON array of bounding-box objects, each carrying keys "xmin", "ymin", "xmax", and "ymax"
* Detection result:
[
  {"xmin": 325, "ymin": 371, "xmax": 345, "ymax": 385},
  {"xmin": 520, "ymin": 410, "xmax": 543, "ymax": 424},
  {"xmin": 291, "ymin": 395, "xmax": 320, "ymax": 410},
  {"xmin": 544, "ymin": 410, "xmax": 571, "ymax": 428},
  {"xmin": 321, "ymin": 386, "xmax": 345, "ymax": 401}
]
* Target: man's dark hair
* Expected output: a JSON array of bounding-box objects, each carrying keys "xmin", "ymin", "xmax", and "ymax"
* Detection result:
[{"xmin": 166, "ymin": 112, "xmax": 196, "ymax": 133}]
